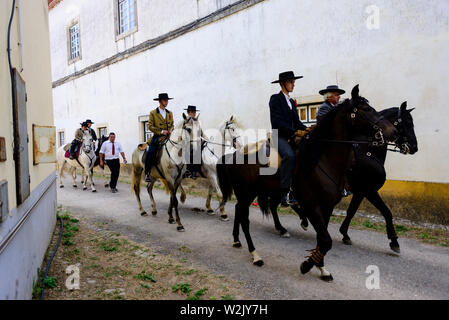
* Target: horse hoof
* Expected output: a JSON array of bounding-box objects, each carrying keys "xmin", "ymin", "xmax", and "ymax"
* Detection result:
[
  {"xmin": 342, "ymin": 237, "xmax": 352, "ymax": 245},
  {"xmin": 232, "ymin": 241, "xmax": 242, "ymax": 248},
  {"xmin": 83, "ymin": 187, "xmax": 87, "ymax": 191},
  {"xmin": 390, "ymin": 242, "xmax": 400, "ymax": 254},
  {"xmin": 73, "ymin": 185, "xmax": 77, "ymax": 188},
  {"xmin": 280, "ymin": 231, "xmax": 290, "ymax": 238},
  {"xmin": 253, "ymin": 260, "xmax": 264, "ymax": 267},
  {"xmin": 320, "ymin": 274, "xmax": 334, "ymax": 282},
  {"xmin": 300, "ymin": 260, "xmax": 314, "ymax": 275},
  {"xmin": 152, "ymin": 211, "xmax": 157, "ymax": 216},
  {"xmin": 141, "ymin": 211, "xmax": 148, "ymax": 217},
  {"xmin": 220, "ymin": 215, "xmax": 229, "ymax": 222},
  {"xmin": 207, "ymin": 210, "xmax": 215, "ymax": 215},
  {"xmin": 104, "ymin": 184, "xmax": 109, "ymax": 188},
  {"xmin": 92, "ymin": 190, "xmax": 97, "ymax": 193},
  {"xmin": 59, "ymin": 185, "xmax": 64, "ymax": 188},
  {"xmin": 168, "ymin": 219, "xmax": 175, "ymax": 224},
  {"xmin": 177, "ymin": 226, "xmax": 185, "ymax": 232}
]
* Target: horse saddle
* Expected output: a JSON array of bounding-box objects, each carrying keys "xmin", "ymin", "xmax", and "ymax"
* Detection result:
[
  {"xmin": 241, "ymin": 134, "xmax": 281, "ymax": 169},
  {"xmin": 64, "ymin": 144, "xmax": 80, "ymax": 159},
  {"xmin": 140, "ymin": 137, "xmax": 167, "ymax": 166}
]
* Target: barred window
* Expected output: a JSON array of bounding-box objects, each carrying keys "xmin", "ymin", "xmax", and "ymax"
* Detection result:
[
  {"xmin": 118, "ymin": 0, "xmax": 136, "ymax": 34},
  {"xmin": 69, "ymin": 23, "xmax": 80, "ymax": 60},
  {"xmin": 58, "ymin": 131, "xmax": 65, "ymax": 147},
  {"xmin": 98, "ymin": 127, "xmax": 108, "ymax": 139},
  {"xmin": 143, "ymin": 121, "xmax": 153, "ymax": 142}
]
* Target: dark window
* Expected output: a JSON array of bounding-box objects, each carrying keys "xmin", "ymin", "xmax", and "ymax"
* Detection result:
[{"xmin": 143, "ymin": 121, "xmax": 152, "ymax": 142}]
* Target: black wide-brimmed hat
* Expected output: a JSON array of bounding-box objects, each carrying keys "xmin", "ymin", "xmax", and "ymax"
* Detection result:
[
  {"xmin": 153, "ymin": 93, "xmax": 174, "ymax": 101},
  {"xmin": 80, "ymin": 122, "xmax": 88, "ymax": 127},
  {"xmin": 184, "ymin": 105, "xmax": 200, "ymax": 112},
  {"xmin": 319, "ymin": 85, "xmax": 346, "ymax": 95},
  {"xmin": 85, "ymin": 119, "xmax": 94, "ymax": 124},
  {"xmin": 271, "ymin": 71, "xmax": 303, "ymax": 84}
]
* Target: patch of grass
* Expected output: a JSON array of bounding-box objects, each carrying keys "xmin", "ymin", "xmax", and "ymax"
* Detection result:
[
  {"xmin": 395, "ymin": 225, "xmax": 409, "ymax": 233},
  {"xmin": 43, "ymin": 277, "xmax": 57, "ymax": 289},
  {"xmin": 221, "ymin": 294, "xmax": 234, "ymax": 300},
  {"xmin": 63, "ymin": 239, "xmax": 74, "ymax": 246},
  {"xmin": 135, "ymin": 271, "xmax": 156, "ymax": 282},
  {"xmin": 178, "ymin": 245, "xmax": 192, "ymax": 253},
  {"xmin": 140, "ymin": 283, "xmax": 150, "ymax": 289},
  {"xmin": 101, "ymin": 239, "xmax": 120, "ymax": 252},
  {"xmin": 172, "ymin": 283, "xmax": 191, "ymax": 295},
  {"xmin": 187, "ymin": 288, "xmax": 208, "ymax": 300},
  {"xmin": 182, "ymin": 269, "xmax": 197, "ymax": 276}
]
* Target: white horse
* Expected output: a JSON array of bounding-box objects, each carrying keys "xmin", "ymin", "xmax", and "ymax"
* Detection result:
[
  {"xmin": 57, "ymin": 131, "xmax": 97, "ymax": 192},
  {"xmin": 179, "ymin": 115, "xmax": 243, "ymax": 221},
  {"xmin": 131, "ymin": 113, "xmax": 201, "ymax": 232},
  {"xmin": 80, "ymin": 135, "xmax": 109, "ymax": 188}
]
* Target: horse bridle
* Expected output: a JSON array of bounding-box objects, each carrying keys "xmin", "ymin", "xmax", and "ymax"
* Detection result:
[
  {"xmin": 388, "ymin": 108, "xmax": 410, "ymax": 154},
  {"xmin": 314, "ymin": 105, "xmax": 386, "ymax": 146},
  {"xmin": 224, "ymin": 121, "xmax": 241, "ymax": 148}
]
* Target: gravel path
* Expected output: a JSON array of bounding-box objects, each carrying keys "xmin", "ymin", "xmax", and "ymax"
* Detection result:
[{"xmin": 57, "ymin": 178, "xmax": 449, "ymax": 300}]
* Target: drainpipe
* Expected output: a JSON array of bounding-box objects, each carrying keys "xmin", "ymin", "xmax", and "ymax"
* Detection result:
[{"xmin": 17, "ymin": 0, "xmax": 24, "ymax": 72}]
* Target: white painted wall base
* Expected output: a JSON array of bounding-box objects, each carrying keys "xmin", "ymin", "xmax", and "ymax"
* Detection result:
[{"xmin": 0, "ymin": 172, "xmax": 57, "ymax": 300}]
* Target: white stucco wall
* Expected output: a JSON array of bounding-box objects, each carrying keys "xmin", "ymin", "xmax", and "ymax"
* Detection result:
[{"xmin": 50, "ymin": 0, "xmax": 449, "ymax": 183}]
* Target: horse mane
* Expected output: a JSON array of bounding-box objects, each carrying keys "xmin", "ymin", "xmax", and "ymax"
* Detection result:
[
  {"xmin": 379, "ymin": 107, "xmax": 398, "ymax": 122},
  {"xmin": 296, "ymin": 97, "xmax": 360, "ymax": 173}
]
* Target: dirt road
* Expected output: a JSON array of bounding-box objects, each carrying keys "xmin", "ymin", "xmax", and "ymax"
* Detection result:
[{"xmin": 57, "ymin": 178, "xmax": 449, "ymax": 300}]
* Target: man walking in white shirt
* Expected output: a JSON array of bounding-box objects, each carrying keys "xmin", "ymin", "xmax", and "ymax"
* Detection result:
[{"xmin": 99, "ymin": 132, "xmax": 127, "ymax": 193}]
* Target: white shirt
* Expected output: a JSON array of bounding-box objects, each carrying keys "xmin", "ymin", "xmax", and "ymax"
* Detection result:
[
  {"xmin": 158, "ymin": 107, "xmax": 167, "ymax": 119},
  {"xmin": 283, "ymin": 92, "xmax": 293, "ymax": 110},
  {"xmin": 100, "ymin": 140, "xmax": 124, "ymax": 160}
]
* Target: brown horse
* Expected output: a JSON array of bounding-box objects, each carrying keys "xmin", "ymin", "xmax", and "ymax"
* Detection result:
[{"xmin": 217, "ymin": 85, "xmax": 398, "ymax": 281}]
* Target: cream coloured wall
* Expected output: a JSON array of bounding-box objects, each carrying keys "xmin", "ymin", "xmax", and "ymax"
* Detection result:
[
  {"xmin": 1, "ymin": 0, "xmax": 55, "ymax": 210},
  {"xmin": 50, "ymin": 0, "xmax": 449, "ymax": 183}
]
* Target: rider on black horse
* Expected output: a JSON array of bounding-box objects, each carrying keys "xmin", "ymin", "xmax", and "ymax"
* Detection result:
[
  {"xmin": 69, "ymin": 122, "xmax": 88, "ymax": 160},
  {"xmin": 269, "ymin": 71, "xmax": 309, "ymax": 207},
  {"xmin": 144, "ymin": 93, "xmax": 174, "ymax": 182}
]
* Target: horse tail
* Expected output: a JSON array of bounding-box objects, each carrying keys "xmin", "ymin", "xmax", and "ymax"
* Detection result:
[
  {"xmin": 257, "ymin": 193, "xmax": 271, "ymax": 217},
  {"xmin": 131, "ymin": 150, "xmax": 143, "ymax": 197},
  {"xmin": 217, "ymin": 155, "xmax": 233, "ymax": 202},
  {"xmin": 160, "ymin": 179, "xmax": 170, "ymax": 195}
]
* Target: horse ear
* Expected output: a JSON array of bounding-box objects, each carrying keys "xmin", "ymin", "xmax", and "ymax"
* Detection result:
[
  {"xmin": 408, "ymin": 108, "xmax": 415, "ymax": 113},
  {"xmin": 400, "ymin": 101, "xmax": 407, "ymax": 112},
  {"xmin": 351, "ymin": 85, "xmax": 360, "ymax": 99},
  {"xmin": 182, "ymin": 113, "xmax": 187, "ymax": 120},
  {"xmin": 230, "ymin": 115, "xmax": 234, "ymax": 121},
  {"xmin": 196, "ymin": 112, "xmax": 200, "ymax": 120}
]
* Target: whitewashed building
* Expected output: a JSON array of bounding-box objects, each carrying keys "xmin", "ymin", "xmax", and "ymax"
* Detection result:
[{"xmin": 49, "ymin": 0, "xmax": 449, "ymax": 208}]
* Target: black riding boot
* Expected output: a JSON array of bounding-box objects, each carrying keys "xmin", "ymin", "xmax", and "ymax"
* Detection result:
[{"xmin": 281, "ymin": 189, "xmax": 298, "ymax": 207}]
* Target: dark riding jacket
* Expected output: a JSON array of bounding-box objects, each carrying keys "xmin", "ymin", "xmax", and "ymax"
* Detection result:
[
  {"xmin": 316, "ymin": 101, "xmax": 334, "ymax": 123},
  {"xmin": 269, "ymin": 91, "xmax": 306, "ymax": 139},
  {"xmin": 87, "ymin": 127, "xmax": 97, "ymax": 141}
]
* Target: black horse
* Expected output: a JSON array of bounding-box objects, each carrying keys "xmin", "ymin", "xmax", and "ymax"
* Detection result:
[
  {"xmin": 339, "ymin": 102, "xmax": 418, "ymax": 253},
  {"xmin": 217, "ymin": 85, "xmax": 398, "ymax": 281}
]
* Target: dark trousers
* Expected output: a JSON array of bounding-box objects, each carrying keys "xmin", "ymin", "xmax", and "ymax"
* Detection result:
[
  {"xmin": 277, "ymin": 137, "xmax": 296, "ymax": 191},
  {"xmin": 145, "ymin": 135, "xmax": 162, "ymax": 173},
  {"xmin": 105, "ymin": 159, "xmax": 120, "ymax": 189},
  {"xmin": 70, "ymin": 139, "xmax": 80, "ymax": 156}
]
